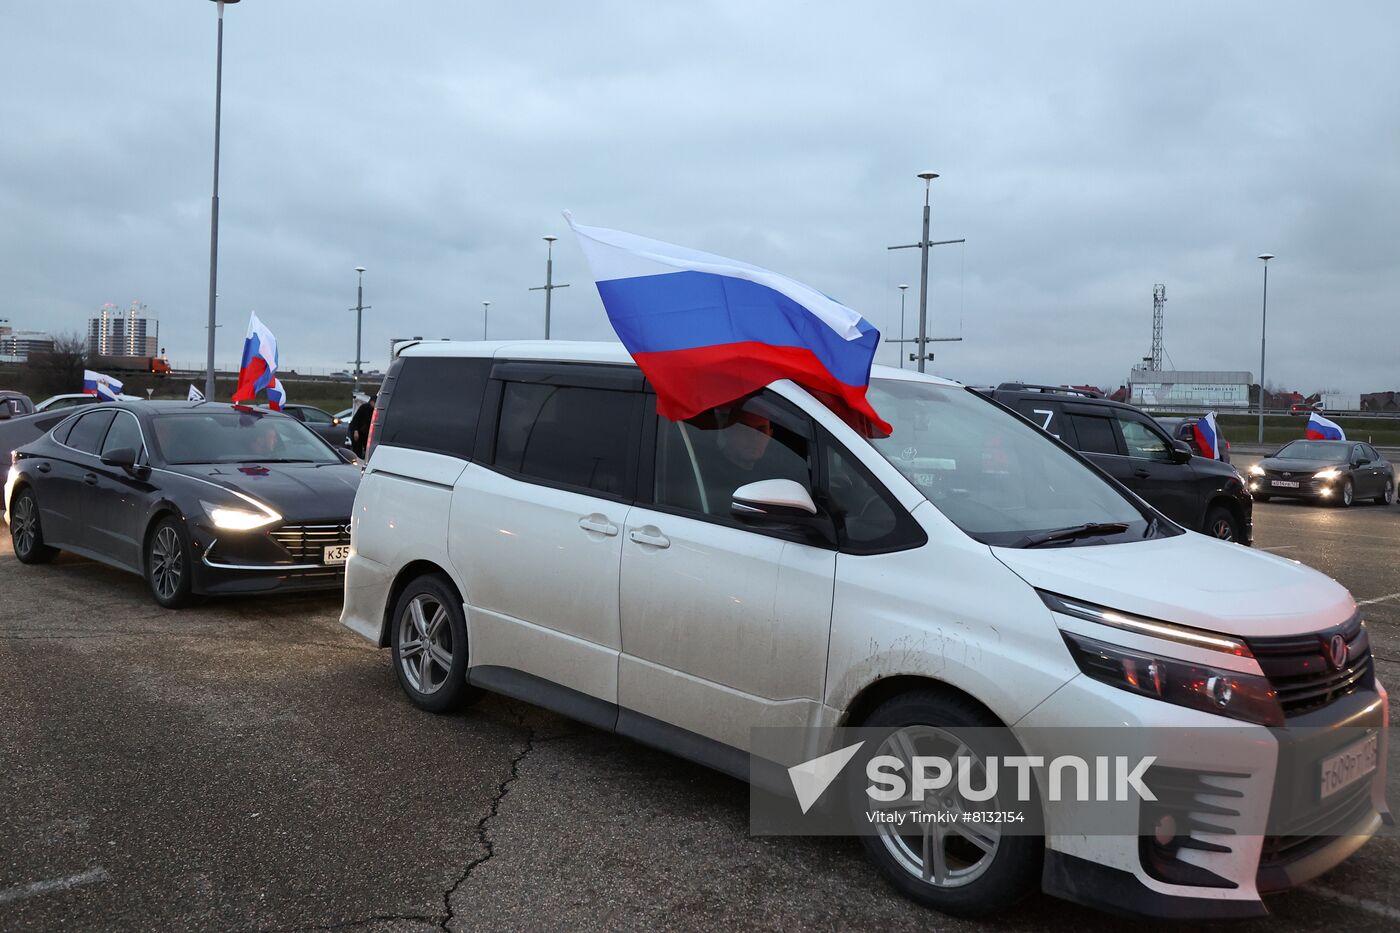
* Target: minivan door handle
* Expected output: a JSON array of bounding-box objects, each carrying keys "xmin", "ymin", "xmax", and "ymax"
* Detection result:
[
  {"xmin": 577, "ymin": 515, "xmax": 619, "ymax": 537},
  {"xmin": 628, "ymin": 527, "xmax": 671, "ymax": 549}
]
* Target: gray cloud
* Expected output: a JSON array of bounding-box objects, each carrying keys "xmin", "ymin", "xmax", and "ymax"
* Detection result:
[{"xmin": 2, "ymin": 1, "xmax": 1395, "ymax": 395}]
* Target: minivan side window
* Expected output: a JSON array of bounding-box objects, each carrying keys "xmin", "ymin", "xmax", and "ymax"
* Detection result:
[
  {"xmin": 653, "ymin": 391, "xmax": 813, "ymax": 522},
  {"xmin": 378, "ymin": 357, "xmax": 491, "ymax": 459},
  {"xmin": 1066, "ymin": 413, "xmax": 1119, "ymax": 455},
  {"xmin": 821, "ymin": 433, "xmax": 926, "ymax": 554},
  {"xmin": 494, "ymin": 382, "xmax": 637, "ymax": 497},
  {"xmin": 66, "ymin": 410, "xmax": 117, "ymax": 454}
]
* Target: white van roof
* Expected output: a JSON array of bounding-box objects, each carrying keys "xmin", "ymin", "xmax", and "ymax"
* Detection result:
[{"xmin": 396, "ymin": 339, "xmax": 961, "ymax": 388}]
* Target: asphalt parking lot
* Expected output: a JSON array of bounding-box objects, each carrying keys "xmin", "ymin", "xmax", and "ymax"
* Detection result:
[{"xmin": 2, "ymin": 486, "xmax": 1398, "ymax": 931}]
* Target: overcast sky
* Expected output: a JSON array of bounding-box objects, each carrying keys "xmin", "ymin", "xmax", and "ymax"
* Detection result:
[{"xmin": 2, "ymin": 1, "xmax": 1396, "ymax": 394}]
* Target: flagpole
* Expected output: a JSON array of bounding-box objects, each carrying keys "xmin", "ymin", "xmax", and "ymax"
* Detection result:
[{"xmin": 1256, "ymin": 254, "xmax": 1274, "ymax": 443}]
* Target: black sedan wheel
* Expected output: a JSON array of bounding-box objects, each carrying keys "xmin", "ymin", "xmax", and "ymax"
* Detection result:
[
  {"xmin": 1333, "ymin": 479, "xmax": 1354, "ymax": 508},
  {"xmin": 145, "ymin": 517, "xmax": 197, "ymax": 609},
  {"xmin": 1376, "ymin": 478, "xmax": 1395, "ymax": 506},
  {"xmin": 9, "ymin": 488, "xmax": 58, "ymax": 564}
]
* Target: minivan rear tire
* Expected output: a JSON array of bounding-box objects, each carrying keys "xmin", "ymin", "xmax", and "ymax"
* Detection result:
[
  {"xmin": 853, "ymin": 690, "xmax": 1041, "ymax": 918},
  {"xmin": 390, "ymin": 573, "xmax": 479, "ymax": 714}
]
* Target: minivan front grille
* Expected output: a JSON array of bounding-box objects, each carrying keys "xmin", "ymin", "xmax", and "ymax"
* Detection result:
[
  {"xmin": 1245, "ymin": 615, "xmax": 1372, "ymax": 717},
  {"xmin": 269, "ymin": 524, "xmax": 351, "ymax": 563}
]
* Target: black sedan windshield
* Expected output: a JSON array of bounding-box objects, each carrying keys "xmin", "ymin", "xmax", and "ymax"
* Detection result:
[
  {"xmin": 864, "ymin": 379, "xmax": 1153, "ymax": 547},
  {"xmin": 1274, "ymin": 440, "xmax": 1350, "ymax": 461},
  {"xmin": 153, "ymin": 411, "xmax": 339, "ymax": 465}
]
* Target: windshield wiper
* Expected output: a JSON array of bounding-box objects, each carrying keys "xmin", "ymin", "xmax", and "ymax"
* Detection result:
[{"xmin": 1015, "ymin": 522, "xmax": 1131, "ymax": 549}]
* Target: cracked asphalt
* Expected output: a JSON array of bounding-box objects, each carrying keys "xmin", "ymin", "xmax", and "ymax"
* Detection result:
[{"xmin": 2, "ymin": 484, "xmax": 1399, "ymax": 931}]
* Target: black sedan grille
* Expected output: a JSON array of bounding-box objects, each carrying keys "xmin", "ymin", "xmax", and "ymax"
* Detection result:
[
  {"xmin": 1245, "ymin": 615, "xmax": 1373, "ymax": 717},
  {"xmin": 269, "ymin": 524, "xmax": 351, "ymax": 563}
]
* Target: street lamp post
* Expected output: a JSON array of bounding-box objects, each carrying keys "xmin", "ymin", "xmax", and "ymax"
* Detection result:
[
  {"xmin": 1256, "ymin": 254, "xmax": 1274, "ymax": 443},
  {"xmin": 482, "ymin": 301, "xmax": 490, "ymax": 340},
  {"xmin": 897, "ymin": 284, "xmax": 909, "ymax": 369},
  {"xmin": 887, "ymin": 172, "xmax": 965, "ymax": 373},
  {"xmin": 203, "ymin": 0, "xmax": 240, "ymax": 400},
  {"xmin": 351, "ymin": 266, "xmax": 370, "ymax": 398},
  {"xmin": 529, "ymin": 235, "xmax": 569, "ymax": 338}
]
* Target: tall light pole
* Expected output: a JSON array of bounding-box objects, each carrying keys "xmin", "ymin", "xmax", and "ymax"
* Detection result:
[
  {"xmin": 897, "ymin": 284, "xmax": 909, "ymax": 369},
  {"xmin": 888, "ymin": 172, "xmax": 965, "ymax": 373},
  {"xmin": 203, "ymin": 0, "xmax": 240, "ymax": 400},
  {"xmin": 529, "ymin": 235, "xmax": 569, "ymax": 339},
  {"xmin": 351, "ymin": 266, "xmax": 370, "ymax": 397},
  {"xmin": 482, "ymin": 300, "xmax": 490, "ymax": 340},
  {"xmin": 1256, "ymin": 254, "xmax": 1274, "ymax": 443}
]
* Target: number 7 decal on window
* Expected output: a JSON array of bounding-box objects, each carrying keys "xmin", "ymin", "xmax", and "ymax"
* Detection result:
[{"xmin": 1033, "ymin": 409, "xmax": 1060, "ymax": 438}]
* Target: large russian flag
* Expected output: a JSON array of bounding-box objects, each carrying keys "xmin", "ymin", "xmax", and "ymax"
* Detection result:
[
  {"xmin": 1306, "ymin": 411, "xmax": 1346, "ymax": 441},
  {"xmin": 1192, "ymin": 411, "xmax": 1221, "ymax": 459},
  {"xmin": 565, "ymin": 212, "xmax": 891, "ymax": 436},
  {"xmin": 231, "ymin": 312, "xmax": 279, "ymax": 404}
]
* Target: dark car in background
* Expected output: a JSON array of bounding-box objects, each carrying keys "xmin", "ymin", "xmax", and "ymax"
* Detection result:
[
  {"xmin": 5, "ymin": 401, "xmax": 361, "ymax": 607},
  {"xmin": 1249, "ymin": 439, "xmax": 1394, "ymax": 507},
  {"xmin": 278, "ymin": 403, "xmax": 350, "ymax": 448},
  {"xmin": 987, "ymin": 384, "xmax": 1253, "ymax": 543},
  {"xmin": 0, "ymin": 391, "xmax": 34, "ymax": 418},
  {"xmin": 1153, "ymin": 415, "xmax": 1231, "ymax": 464}
]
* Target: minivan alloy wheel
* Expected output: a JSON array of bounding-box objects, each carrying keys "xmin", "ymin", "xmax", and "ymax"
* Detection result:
[
  {"xmin": 150, "ymin": 526, "xmax": 184, "ymax": 601},
  {"xmin": 870, "ymin": 725, "xmax": 1001, "ymax": 888},
  {"xmin": 397, "ymin": 594, "xmax": 455, "ymax": 695}
]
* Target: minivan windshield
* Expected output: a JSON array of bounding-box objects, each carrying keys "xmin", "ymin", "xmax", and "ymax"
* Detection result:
[{"xmin": 865, "ymin": 379, "xmax": 1158, "ymax": 547}]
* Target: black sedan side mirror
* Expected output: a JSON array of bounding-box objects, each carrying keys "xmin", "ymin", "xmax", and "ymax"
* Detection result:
[
  {"xmin": 336, "ymin": 447, "xmax": 359, "ymax": 465},
  {"xmin": 101, "ymin": 447, "xmax": 138, "ymax": 469},
  {"xmin": 1170, "ymin": 440, "xmax": 1193, "ymax": 464},
  {"xmin": 100, "ymin": 447, "xmax": 150, "ymax": 478}
]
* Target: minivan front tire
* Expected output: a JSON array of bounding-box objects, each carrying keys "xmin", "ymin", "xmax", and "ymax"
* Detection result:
[
  {"xmin": 390, "ymin": 574, "xmax": 478, "ymax": 713},
  {"xmin": 854, "ymin": 690, "xmax": 1041, "ymax": 918}
]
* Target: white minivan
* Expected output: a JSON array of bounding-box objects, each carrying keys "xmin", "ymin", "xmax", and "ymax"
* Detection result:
[{"xmin": 341, "ymin": 341, "xmax": 1388, "ymax": 919}]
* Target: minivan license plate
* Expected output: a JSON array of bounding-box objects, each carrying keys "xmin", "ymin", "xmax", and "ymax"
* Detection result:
[
  {"xmin": 1320, "ymin": 733, "xmax": 1378, "ymax": 800},
  {"xmin": 1272, "ymin": 480, "xmax": 1300, "ymax": 488},
  {"xmin": 323, "ymin": 545, "xmax": 350, "ymax": 565}
]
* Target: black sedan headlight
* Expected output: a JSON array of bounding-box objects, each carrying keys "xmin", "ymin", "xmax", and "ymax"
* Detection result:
[{"xmin": 199, "ymin": 497, "xmax": 281, "ymax": 532}]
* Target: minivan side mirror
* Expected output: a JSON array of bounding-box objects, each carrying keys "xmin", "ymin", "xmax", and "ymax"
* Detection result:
[
  {"xmin": 1170, "ymin": 440, "xmax": 1193, "ymax": 463},
  {"xmin": 732, "ymin": 479, "xmax": 818, "ymax": 520}
]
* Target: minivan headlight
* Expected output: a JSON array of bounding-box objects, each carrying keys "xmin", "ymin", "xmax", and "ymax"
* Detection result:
[
  {"xmin": 1061, "ymin": 632, "xmax": 1283, "ymax": 727},
  {"xmin": 200, "ymin": 498, "xmax": 280, "ymax": 531}
]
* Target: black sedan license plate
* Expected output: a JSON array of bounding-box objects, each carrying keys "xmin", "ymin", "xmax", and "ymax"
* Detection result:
[
  {"xmin": 1320, "ymin": 733, "xmax": 1378, "ymax": 800},
  {"xmin": 1272, "ymin": 480, "xmax": 1300, "ymax": 488},
  {"xmin": 322, "ymin": 545, "xmax": 350, "ymax": 565}
]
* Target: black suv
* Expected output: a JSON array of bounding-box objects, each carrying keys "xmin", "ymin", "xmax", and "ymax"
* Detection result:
[{"xmin": 986, "ymin": 384, "xmax": 1252, "ymax": 544}]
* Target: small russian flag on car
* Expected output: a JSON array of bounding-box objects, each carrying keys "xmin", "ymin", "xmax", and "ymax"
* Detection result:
[
  {"xmin": 1306, "ymin": 412, "xmax": 1346, "ymax": 441},
  {"xmin": 1192, "ymin": 411, "xmax": 1221, "ymax": 460}
]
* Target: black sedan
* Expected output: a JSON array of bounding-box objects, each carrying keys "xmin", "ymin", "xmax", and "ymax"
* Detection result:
[
  {"xmin": 5, "ymin": 401, "xmax": 361, "ymax": 607},
  {"xmin": 278, "ymin": 403, "xmax": 351, "ymax": 448},
  {"xmin": 1247, "ymin": 439, "xmax": 1394, "ymax": 507}
]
